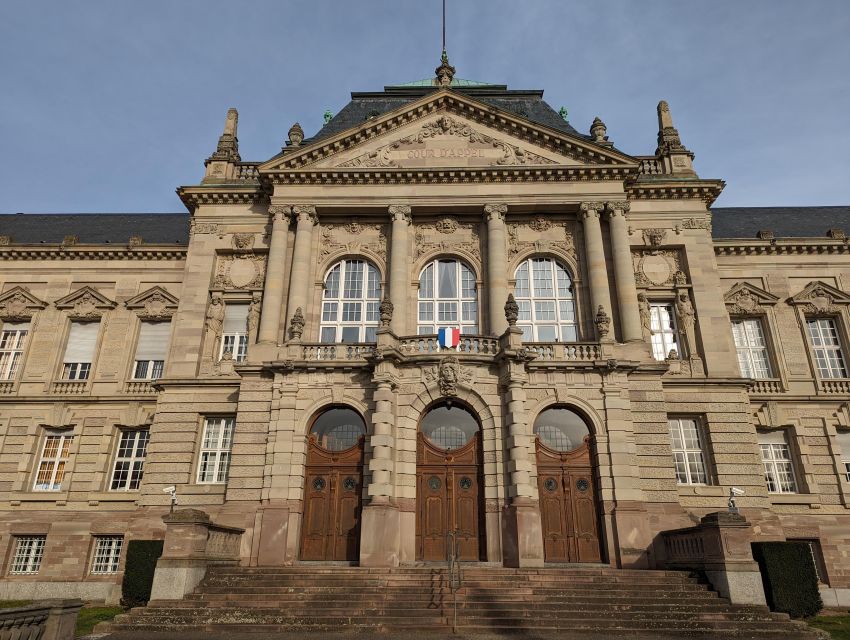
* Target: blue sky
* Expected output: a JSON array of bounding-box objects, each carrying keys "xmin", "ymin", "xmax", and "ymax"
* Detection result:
[{"xmin": 1, "ymin": 0, "xmax": 848, "ymax": 212}]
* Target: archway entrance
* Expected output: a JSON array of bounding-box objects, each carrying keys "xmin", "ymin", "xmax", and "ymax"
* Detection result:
[
  {"xmin": 534, "ymin": 407, "xmax": 602, "ymax": 563},
  {"xmin": 416, "ymin": 403, "xmax": 485, "ymax": 562},
  {"xmin": 300, "ymin": 407, "xmax": 365, "ymax": 562}
]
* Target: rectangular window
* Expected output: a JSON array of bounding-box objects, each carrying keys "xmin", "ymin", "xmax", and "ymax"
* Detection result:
[
  {"xmin": 197, "ymin": 417, "xmax": 234, "ymax": 484},
  {"xmin": 90, "ymin": 536, "xmax": 123, "ymax": 574},
  {"xmin": 650, "ymin": 303, "xmax": 680, "ymax": 361},
  {"xmin": 220, "ymin": 305, "xmax": 248, "ymax": 362},
  {"xmin": 62, "ymin": 321, "xmax": 99, "ymax": 380},
  {"xmin": 669, "ymin": 418, "xmax": 709, "ymax": 484},
  {"xmin": 807, "ymin": 318, "xmax": 848, "ymax": 378},
  {"xmin": 732, "ymin": 318, "xmax": 773, "ymax": 378},
  {"xmin": 110, "ymin": 430, "xmax": 149, "ymax": 491},
  {"xmin": 132, "ymin": 321, "xmax": 170, "ymax": 380},
  {"xmin": 0, "ymin": 321, "xmax": 30, "ymax": 380},
  {"xmin": 759, "ymin": 430, "xmax": 798, "ymax": 493},
  {"xmin": 34, "ymin": 433, "xmax": 73, "ymax": 491},
  {"xmin": 837, "ymin": 431, "xmax": 850, "ymax": 483},
  {"xmin": 9, "ymin": 536, "xmax": 46, "ymax": 574}
]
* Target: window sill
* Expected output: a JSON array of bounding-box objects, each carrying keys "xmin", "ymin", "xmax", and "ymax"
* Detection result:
[
  {"xmin": 769, "ymin": 493, "xmax": 821, "ymax": 507},
  {"xmin": 184, "ymin": 484, "xmax": 227, "ymax": 495},
  {"xmin": 12, "ymin": 491, "xmax": 70, "ymax": 504},
  {"xmin": 677, "ymin": 485, "xmax": 727, "ymax": 497},
  {"xmin": 87, "ymin": 491, "xmax": 140, "ymax": 504}
]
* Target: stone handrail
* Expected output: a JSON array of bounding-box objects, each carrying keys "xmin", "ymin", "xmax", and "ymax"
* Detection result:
[
  {"xmin": 236, "ymin": 163, "xmax": 259, "ymax": 181},
  {"xmin": 399, "ymin": 334, "xmax": 500, "ymax": 355},
  {"xmin": 124, "ymin": 380, "xmax": 157, "ymax": 395},
  {"xmin": 749, "ymin": 378, "xmax": 783, "ymax": 395},
  {"xmin": 637, "ymin": 157, "xmax": 664, "ymax": 175},
  {"xmin": 525, "ymin": 342, "xmax": 601, "ymax": 362},
  {"xmin": 50, "ymin": 381, "xmax": 87, "ymax": 395},
  {"xmin": 0, "ymin": 600, "xmax": 83, "ymax": 640},
  {"xmin": 821, "ymin": 379, "xmax": 850, "ymax": 394},
  {"xmin": 301, "ymin": 343, "xmax": 374, "ymax": 361}
]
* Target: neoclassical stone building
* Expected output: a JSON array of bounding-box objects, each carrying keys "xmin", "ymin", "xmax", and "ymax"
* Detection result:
[{"xmin": 1, "ymin": 61, "xmax": 849, "ymax": 606}]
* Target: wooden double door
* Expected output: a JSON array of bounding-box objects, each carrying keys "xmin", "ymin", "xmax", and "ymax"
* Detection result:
[
  {"xmin": 300, "ymin": 435, "xmax": 364, "ymax": 561},
  {"xmin": 536, "ymin": 436, "xmax": 602, "ymax": 563},
  {"xmin": 416, "ymin": 432, "xmax": 485, "ymax": 562}
]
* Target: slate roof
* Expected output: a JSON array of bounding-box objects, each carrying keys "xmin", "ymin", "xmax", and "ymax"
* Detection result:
[
  {"xmin": 711, "ymin": 207, "xmax": 850, "ymax": 239},
  {"xmin": 306, "ymin": 84, "xmax": 584, "ymax": 144},
  {"xmin": 0, "ymin": 213, "xmax": 190, "ymax": 244}
]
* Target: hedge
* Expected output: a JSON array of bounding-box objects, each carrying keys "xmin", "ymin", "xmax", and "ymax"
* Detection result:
[
  {"xmin": 120, "ymin": 540, "xmax": 164, "ymax": 608},
  {"xmin": 751, "ymin": 541, "xmax": 823, "ymax": 618}
]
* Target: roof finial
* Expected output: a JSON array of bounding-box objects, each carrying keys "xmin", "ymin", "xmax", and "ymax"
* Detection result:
[
  {"xmin": 655, "ymin": 100, "xmax": 696, "ymax": 176},
  {"xmin": 207, "ymin": 108, "xmax": 241, "ymax": 163},
  {"xmin": 435, "ymin": 49, "xmax": 455, "ymax": 87}
]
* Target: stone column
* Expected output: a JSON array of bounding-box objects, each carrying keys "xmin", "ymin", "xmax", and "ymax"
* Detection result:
[
  {"xmin": 257, "ymin": 205, "xmax": 291, "ymax": 344},
  {"xmin": 285, "ymin": 205, "xmax": 317, "ymax": 338},
  {"xmin": 485, "ymin": 203, "xmax": 509, "ymax": 336},
  {"xmin": 606, "ymin": 201, "xmax": 642, "ymax": 342},
  {"xmin": 580, "ymin": 201, "xmax": 615, "ymax": 342},
  {"xmin": 388, "ymin": 204, "xmax": 411, "ymax": 336}
]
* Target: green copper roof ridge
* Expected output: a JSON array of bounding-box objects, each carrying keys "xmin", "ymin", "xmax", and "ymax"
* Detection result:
[{"xmin": 393, "ymin": 77, "xmax": 495, "ymax": 87}]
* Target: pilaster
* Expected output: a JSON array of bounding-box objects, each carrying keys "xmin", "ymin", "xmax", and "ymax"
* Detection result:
[
  {"xmin": 285, "ymin": 205, "xmax": 317, "ymax": 340},
  {"xmin": 485, "ymin": 203, "xmax": 509, "ymax": 336},
  {"xmin": 257, "ymin": 205, "xmax": 291, "ymax": 344},
  {"xmin": 388, "ymin": 204, "xmax": 412, "ymax": 336},
  {"xmin": 606, "ymin": 201, "xmax": 642, "ymax": 342},
  {"xmin": 580, "ymin": 202, "xmax": 614, "ymax": 342}
]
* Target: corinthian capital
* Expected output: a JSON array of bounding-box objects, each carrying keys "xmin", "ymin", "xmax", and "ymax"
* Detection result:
[
  {"xmin": 484, "ymin": 203, "xmax": 508, "ymax": 222},
  {"xmin": 293, "ymin": 205, "xmax": 318, "ymax": 225},
  {"xmin": 605, "ymin": 200, "xmax": 631, "ymax": 218},
  {"xmin": 579, "ymin": 201, "xmax": 604, "ymax": 220},
  {"xmin": 268, "ymin": 204, "xmax": 292, "ymax": 223},
  {"xmin": 388, "ymin": 204, "xmax": 412, "ymax": 224}
]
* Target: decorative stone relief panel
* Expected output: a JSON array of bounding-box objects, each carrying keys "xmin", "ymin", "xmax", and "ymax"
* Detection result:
[
  {"xmin": 213, "ymin": 254, "xmax": 267, "ymax": 290},
  {"xmin": 414, "ymin": 219, "xmax": 481, "ymax": 262},
  {"xmin": 317, "ymin": 223, "xmax": 388, "ymax": 267},
  {"xmin": 0, "ymin": 286, "xmax": 47, "ymax": 321},
  {"xmin": 124, "ymin": 286, "xmax": 180, "ymax": 321},
  {"xmin": 507, "ymin": 218, "xmax": 576, "ymax": 261},
  {"xmin": 54, "ymin": 286, "xmax": 117, "ymax": 320},
  {"xmin": 788, "ymin": 281, "xmax": 850, "ymax": 315},
  {"xmin": 723, "ymin": 282, "xmax": 779, "ymax": 316},
  {"xmin": 633, "ymin": 249, "xmax": 683, "ymax": 287},
  {"xmin": 422, "ymin": 356, "xmax": 473, "ymax": 396}
]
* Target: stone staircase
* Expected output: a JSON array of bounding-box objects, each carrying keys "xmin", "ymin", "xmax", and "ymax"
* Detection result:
[{"xmin": 103, "ymin": 566, "xmax": 820, "ymax": 638}]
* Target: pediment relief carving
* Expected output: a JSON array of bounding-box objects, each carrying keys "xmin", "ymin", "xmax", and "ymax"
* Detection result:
[
  {"xmin": 414, "ymin": 220, "xmax": 481, "ymax": 263},
  {"xmin": 125, "ymin": 286, "xmax": 179, "ymax": 321},
  {"xmin": 0, "ymin": 286, "xmax": 47, "ymax": 321},
  {"xmin": 317, "ymin": 223, "xmax": 388, "ymax": 267},
  {"xmin": 54, "ymin": 286, "xmax": 116, "ymax": 320},
  {"xmin": 788, "ymin": 281, "xmax": 850, "ymax": 315},
  {"xmin": 724, "ymin": 282, "xmax": 779, "ymax": 316},
  {"xmin": 507, "ymin": 219, "xmax": 576, "ymax": 261}
]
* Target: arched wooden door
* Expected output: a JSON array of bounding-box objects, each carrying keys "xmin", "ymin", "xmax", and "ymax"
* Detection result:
[
  {"xmin": 416, "ymin": 431, "xmax": 485, "ymax": 561},
  {"xmin": 536, "ymin": 436, "xmax": 601, "ymax": 563},
  {"xmin": 300, "ymin": 434, "xmax": 364, "ymax": 561}
]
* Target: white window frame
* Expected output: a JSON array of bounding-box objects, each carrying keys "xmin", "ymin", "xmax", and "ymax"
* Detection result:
[
  {"xmin": 9, "ymin": 536, "xmax": 46, "ymax": 575},
  {"xmin": 649, "ymin": 302, "xmax": 680, "ymax": 361},
  {"xmin": 513, "ymin": 257, "xmax": 578, "ymax": 343},
  {"xmin": 197, "ymin": 417, "xmax": 234, "ymax": 484},
  {"xmin": 731, "ymin": 317, "xmax": 773, "ymax": 378},
  {"xmin": 110, "ymin": 429, "xmax": 149, "ymax": 491},
  {"xmin": 90, "ymin": 536, "xmax": 123, "ymax": 574},
  {"xmin": 759, "ymin": 432, "xmax": 798, "ymax": 494},
  {"xmin": 320, "ymin": 259, "xmax": 382, "ymax": 344},
  {"xmin": 62, "ymin": 362, "xmax": 91, "ymax": 380},
  {"xmin": 219, "ymin": 333, "xmax": 248, "ymax": 363},
  {"xmin": 33, "ymin": 433, "xmax": 73, "ymax": 491},
  {"xmin": 837, "ymin": 430, "xmax": 850, "ymax": 483},
  {"xmin": 418, "ymin": 258, "xmax": 478, "ymax": 335},
  {"xmin": 0, "ymin": 322, "xmax": 29, "ymax": 380},
  {"xmin": 806, "ymin": 317, "xmax": 848, "ymax": 379},
  {"xmin": 668, "ymin": 418, "xmax": 710, "ymax": 485}
]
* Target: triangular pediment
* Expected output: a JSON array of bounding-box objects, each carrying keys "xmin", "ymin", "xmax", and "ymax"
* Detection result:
[
  {"xmin": 788, "ymin": 281, "xmax": 850, "ymax": 314},
  {"xmin": 0, "ymin": 286, "xmax": 47, "ymax": 321},
  {"xmin": 54, "ymin": 286, "xmax": 116, "ymax": 320},
  {"xmin": 724, "ymin": 282, "xmax": 779, "ymax": 315},
  {"xmin": 124, "ymin": 286, "xmax": 179, "ymax": 321},
  {"xmin": 260, "ymin": 90, "xmax": 636, "ymax": 173}
]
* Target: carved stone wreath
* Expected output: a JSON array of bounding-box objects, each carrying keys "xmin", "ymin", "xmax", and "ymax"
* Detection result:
[
  {"xmin": 633, "ymin": 249, "xmax": 682, "ymax": 287},
  {"xmin": 213, "ymin": 254, "xmax": 267, "ymax": 290}
]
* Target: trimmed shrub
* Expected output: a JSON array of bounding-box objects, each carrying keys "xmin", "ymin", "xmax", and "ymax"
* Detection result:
[
  {"xmin": 120, "ymin": 539, "xmax": 164, "ymax": 608},
  {"xmin": 752, "ymin": 541, "xmax": 823, "ymax": 618}
]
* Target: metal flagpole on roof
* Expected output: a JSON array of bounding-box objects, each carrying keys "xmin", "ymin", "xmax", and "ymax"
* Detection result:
[{"xmin": 442, "ymin": 0, "xmax": 446, "ymax": 53}]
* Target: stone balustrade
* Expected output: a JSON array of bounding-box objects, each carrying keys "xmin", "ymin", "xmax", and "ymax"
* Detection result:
[
  {"xmin": 124, "ymin": 380, "xmax": 157, "ymax": 395},
  {"xmin": 236, "ymin": 163, "xmax": 259, "ymax": 181},
  {"xmin": 660, "ymin": 512, "xmax": 766, "ymax": 606},
  {"xmin": 820, "ymin": 379, "xmax": 850, "ymax": 394},
  {"xmin": 50, "ymin": 381, "xmax": 87, "ymax": 395},
  {"xmin": 748, "ymin": 378, "xmax": 783, "ymax": 395},
  {"xmin": 524, "ymin": 342, "xmax": 601, "ymax": 362},
  {"xmin": 398, "ymin": 334, "xmax": 501, "ymax": 356},
  {"xmin": 301, "ymin": 343, "xmax": 374, "ymax": 361},
  {"xmin": 638, "ymin": 157, "xmax": 663, "ymax": 175},
  {"xmin": 0, "ymin": 600, "xmax": 82, "ymax": 640}
]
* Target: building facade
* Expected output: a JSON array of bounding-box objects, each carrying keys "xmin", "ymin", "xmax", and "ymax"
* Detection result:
[{"xmin": 1, "ymin": 64, "xmax": 849, "ymax": 605}]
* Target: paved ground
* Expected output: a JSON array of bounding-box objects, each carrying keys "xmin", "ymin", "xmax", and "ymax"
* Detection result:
[{"xmin": 83, "ymin": 631, "xmax": 822, "ymax": 640}]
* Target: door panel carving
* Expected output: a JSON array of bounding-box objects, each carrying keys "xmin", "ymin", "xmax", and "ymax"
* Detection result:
[
  {"xmin": 300, "ymin": 435, "xmax": 364, "ymax": 561},
  {"xmin": 535, "ymin": 437, "xmax": 602, "ymax": 563},
  {"xmin": 416, "ymin": 432, "xmax": 485, "ymax": 561}
]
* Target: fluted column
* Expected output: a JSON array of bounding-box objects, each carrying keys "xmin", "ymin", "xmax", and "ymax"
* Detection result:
[
  {"xmin": 580, "ymin": 202, "xmax": 615, "ymax": 341},
  {"xmin": 606, "ymin": 201, "xmax": 642, "ymax": 342},
  {"xmin": 257, "ymin": 205, "xmax": 291, "ymax": 343},
  {"xmin": 388, "ymin": 204, "xmax": 411, "ymax": 336},
  {"xmin": 485, "ymin": 203, "xmax": 509, "ymax": 336},
  {"xmin": 285, "ymin": 205, "xmax": 317, "ymax": 338}
]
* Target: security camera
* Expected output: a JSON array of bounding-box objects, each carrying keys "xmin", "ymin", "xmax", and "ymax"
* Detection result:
[
  {"xmin": 730, "ymin": 487, "xmax": 745, "ymax": 497},
  {"xmin": 163, "ymin": 486, "xmax": 176, "ymax": 493}
]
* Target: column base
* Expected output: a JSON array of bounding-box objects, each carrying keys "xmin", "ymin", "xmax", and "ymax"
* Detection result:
[
  {"xmin": 501, "ymin": 498, "xmax": 544, "ymax": 568},
  {"xmin": 359, "ymin": 500, "xmax": 401, "ymax": 567}
]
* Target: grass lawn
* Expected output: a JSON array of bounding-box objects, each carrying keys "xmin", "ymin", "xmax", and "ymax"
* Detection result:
[
  {"xmin": 808, "ymin": 615, "xmax": 850, "ymax": 640},
  {"xmin": 75, "ymin": 606, "xmax": 124, "ymax": 637}
]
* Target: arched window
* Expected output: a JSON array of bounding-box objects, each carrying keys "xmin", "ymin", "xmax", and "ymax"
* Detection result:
[
  {"xmin": 310, "ymin": 407, "xmax": 366, "ymax": 451},
  {"xmin": 514, "ymin": 258, "xmax": 577, "ymax": 342},
  {"xmin": 534, "ymin": 406, "xmax": 590, "ymax": 452},
  {"xmin": 320, "ymin": 259, "xmax": 381, "ymax": 343},
  {"xmin": 418, "ymin": 259, "xmax": 478, "ymax": 335},
  {"xmin": 421, "ymin": 403, "xmax": 480, "ymax": 450}
]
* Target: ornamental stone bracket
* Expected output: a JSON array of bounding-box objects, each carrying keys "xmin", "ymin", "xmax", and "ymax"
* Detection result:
[
  {"xmin": 0, "ymin": 286, "xmax": 47, "ymax": 321},
  {"xmin": 124, "ymin": 286, "xmax": 179, "ymax": 321},
  {"xmin": 788, "ymin": 281, "xmax": 850, "ymax": 315},
  {"xmin": 54, "ymin": 286, "xmax": 117, "ymax": 320},
  {"xmin": 422, "ymin": 355, "xmax": 473, "ymax": 396},
  {"xmin": 724, "ymin": 282, "xmax": 779, "ymax": 316}
]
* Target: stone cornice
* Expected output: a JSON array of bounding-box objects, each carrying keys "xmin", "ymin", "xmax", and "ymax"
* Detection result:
[
  {"xmin": 0, "ymin": 245, "xmax": 186, "ymax": 260},
  {"xmin": 177, "ymin": 185, "xmax": 267, "ymax": 212},
  {"xmin": 714, "ymin": 239, "xmax": 850, "ymax": 257},
  {"xmin": 626, "ymin": 179, "xmax": 725, "ymax": 206}
]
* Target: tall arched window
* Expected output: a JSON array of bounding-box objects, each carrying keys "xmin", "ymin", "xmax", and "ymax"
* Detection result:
[
  {"xmin": 418, "ymin": 259, "xmax": 478, "ymax": 335},
  {"xmin": 421, "ymin": 403, "xmax": 480, "ymax": 450},
  {"xmin": 514, "ymin": 258, "xmax": 577, "ymax": 342},
  {"xmin": 534, "ymin": 406, "xmax": 590, "ymax": 452},
  {"xmin": 320, "ymin": 259, "xmax": 381, "ymax": 343},
  {"xmin": 310, "ymin": 407, "xmax": 366, "ymax": 451}
]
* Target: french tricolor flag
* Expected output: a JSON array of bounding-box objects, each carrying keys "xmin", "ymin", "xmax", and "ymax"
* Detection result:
[{"xmin": 438, "ymin": 327, "xmax": 461, "ymax": 350}]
